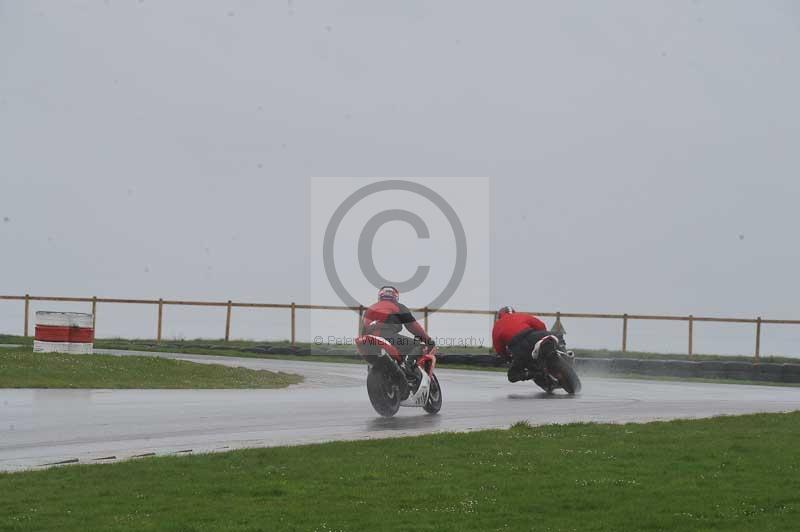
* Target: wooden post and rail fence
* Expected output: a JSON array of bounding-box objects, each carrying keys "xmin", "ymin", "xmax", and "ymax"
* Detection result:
[{"xmin": 2, "ymin": 294, "xmax": 795, "ymax": 363}]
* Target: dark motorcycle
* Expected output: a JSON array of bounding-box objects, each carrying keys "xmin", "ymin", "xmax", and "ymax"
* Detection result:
[{"xmin": 525, "ymin": 337, "xmax": 581, "ymax": 395}]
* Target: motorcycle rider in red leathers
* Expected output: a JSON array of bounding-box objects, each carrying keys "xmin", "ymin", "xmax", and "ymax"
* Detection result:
[
  {"xmin": 360, "ymin": 286, "xmax": 435, "ymax": 393},
  {"xmin": 492, "ymin": 306, "xmax": 560, "ymax": 383}
]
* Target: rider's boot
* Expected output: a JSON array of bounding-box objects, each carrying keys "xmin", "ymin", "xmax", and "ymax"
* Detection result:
[
  {"xmin": 405, "ymin": 355, "xmax": 424, "ymax": 392},
  {"xmin": 507, "ymin": 365, "xmax": 529, "ymax": 383}
]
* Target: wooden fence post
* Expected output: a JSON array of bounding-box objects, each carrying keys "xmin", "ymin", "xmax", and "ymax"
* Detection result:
[
  {"xmin": 622, "ymin": 313, "xmax": 628, "ymax": 353},
  {"xmin": 225, "ymin": 300, "xmax": 232, "ymax": 341},
  {"xmin": 755, "ymin": 317, "xmax": 762, "ymax": 363},
  {"xmin": 688, "ymin": 315, "xmax": 694, "ymax": 358},
  {"xmin": 156, "ymin": 299, "xmax": 163, "ymax": 343},
  {"xmin": 91, "ymin": 296, "xmax": 97, "ymax": 332},
  {"xmin": 424, "ymin": 307, "xmax": 429, "ymax": 333},
  {"xmin": 291, "ymin": 302, "xmax": 296, "ymax": 346},
  {"xmin": 23, "ymin": 294, "xmax": 30, "ymax": 337}
]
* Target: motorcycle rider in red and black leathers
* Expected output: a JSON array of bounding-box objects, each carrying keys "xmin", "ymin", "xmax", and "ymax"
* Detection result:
[
  {"xmin": 361, "ymin": 286, "xmax": 435, "ymax": 362},
  {"xmin": 492, "ymin": 306, "xmax": 560, "ymax": 383}
]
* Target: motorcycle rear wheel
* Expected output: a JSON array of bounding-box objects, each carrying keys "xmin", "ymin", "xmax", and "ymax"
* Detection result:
[
  {"xmin": 367, "ymin": 366, "xmax": 401, "ymax": 417},
  {"xmin": 549, "ymin": 356, "xmax": 582, "ymax": 395}
]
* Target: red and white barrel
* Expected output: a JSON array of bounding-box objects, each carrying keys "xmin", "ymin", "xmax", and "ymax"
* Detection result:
[{"xmin": 33, "ymin": 312, "xmax": 95, "ymax": 354}]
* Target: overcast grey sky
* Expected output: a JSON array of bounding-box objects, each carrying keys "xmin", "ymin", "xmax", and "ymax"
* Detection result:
[{"xmin": 1, "ymin": 1, "xmax": 799, "ymax": 355}]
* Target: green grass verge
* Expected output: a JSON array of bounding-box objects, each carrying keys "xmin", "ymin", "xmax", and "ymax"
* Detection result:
[
  {"xmin": 0, "ymin": 350, "xmax": 302, "ymax": 389},
  {"xmin": 2, "ymin": 413, "xmax": 799, "ymax": 531}
]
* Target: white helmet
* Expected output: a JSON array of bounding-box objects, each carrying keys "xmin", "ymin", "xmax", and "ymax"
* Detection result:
[{"xmin": 378, "ymin": 286, "xmax": 399, "ymax": 302}]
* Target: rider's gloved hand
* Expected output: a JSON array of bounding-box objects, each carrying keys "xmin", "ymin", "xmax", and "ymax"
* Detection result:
[{"xmin": 424, "ymin": 338, "xmax": 436, "ymax": 348}]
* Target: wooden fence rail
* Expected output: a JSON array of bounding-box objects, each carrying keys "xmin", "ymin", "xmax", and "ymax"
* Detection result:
[{"xmin": 3, "ymin": 294, "xmax": 797, "ymax": 362}]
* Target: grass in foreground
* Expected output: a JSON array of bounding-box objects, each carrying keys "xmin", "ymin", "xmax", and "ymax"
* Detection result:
[
  {"xmin": 2, "ymin": 413, "xmax": 800, "ymax": 531},
  {"xmin": 0, "ymin": 350, "xmax": 302, "ymax": 389}
]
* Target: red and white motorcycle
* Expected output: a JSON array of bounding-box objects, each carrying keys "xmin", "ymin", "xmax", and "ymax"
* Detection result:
[{"xmin": 355, "ymin": 335, "xmax": 442, "ymax": 417}]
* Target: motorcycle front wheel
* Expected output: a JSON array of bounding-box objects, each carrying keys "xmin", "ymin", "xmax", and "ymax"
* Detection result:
[
  {"xmin": 366, "ymin": 366, "xmax": 402, "ymax": 417},
  {"xmin": 549, "ymin": 356, "xmax": 582, "ymax": 395}
]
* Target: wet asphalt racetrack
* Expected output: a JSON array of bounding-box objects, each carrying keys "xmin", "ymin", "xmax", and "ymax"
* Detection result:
[{"xmin": 2, "ymin": 349, "xmax": 800, "ymax": 472}]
